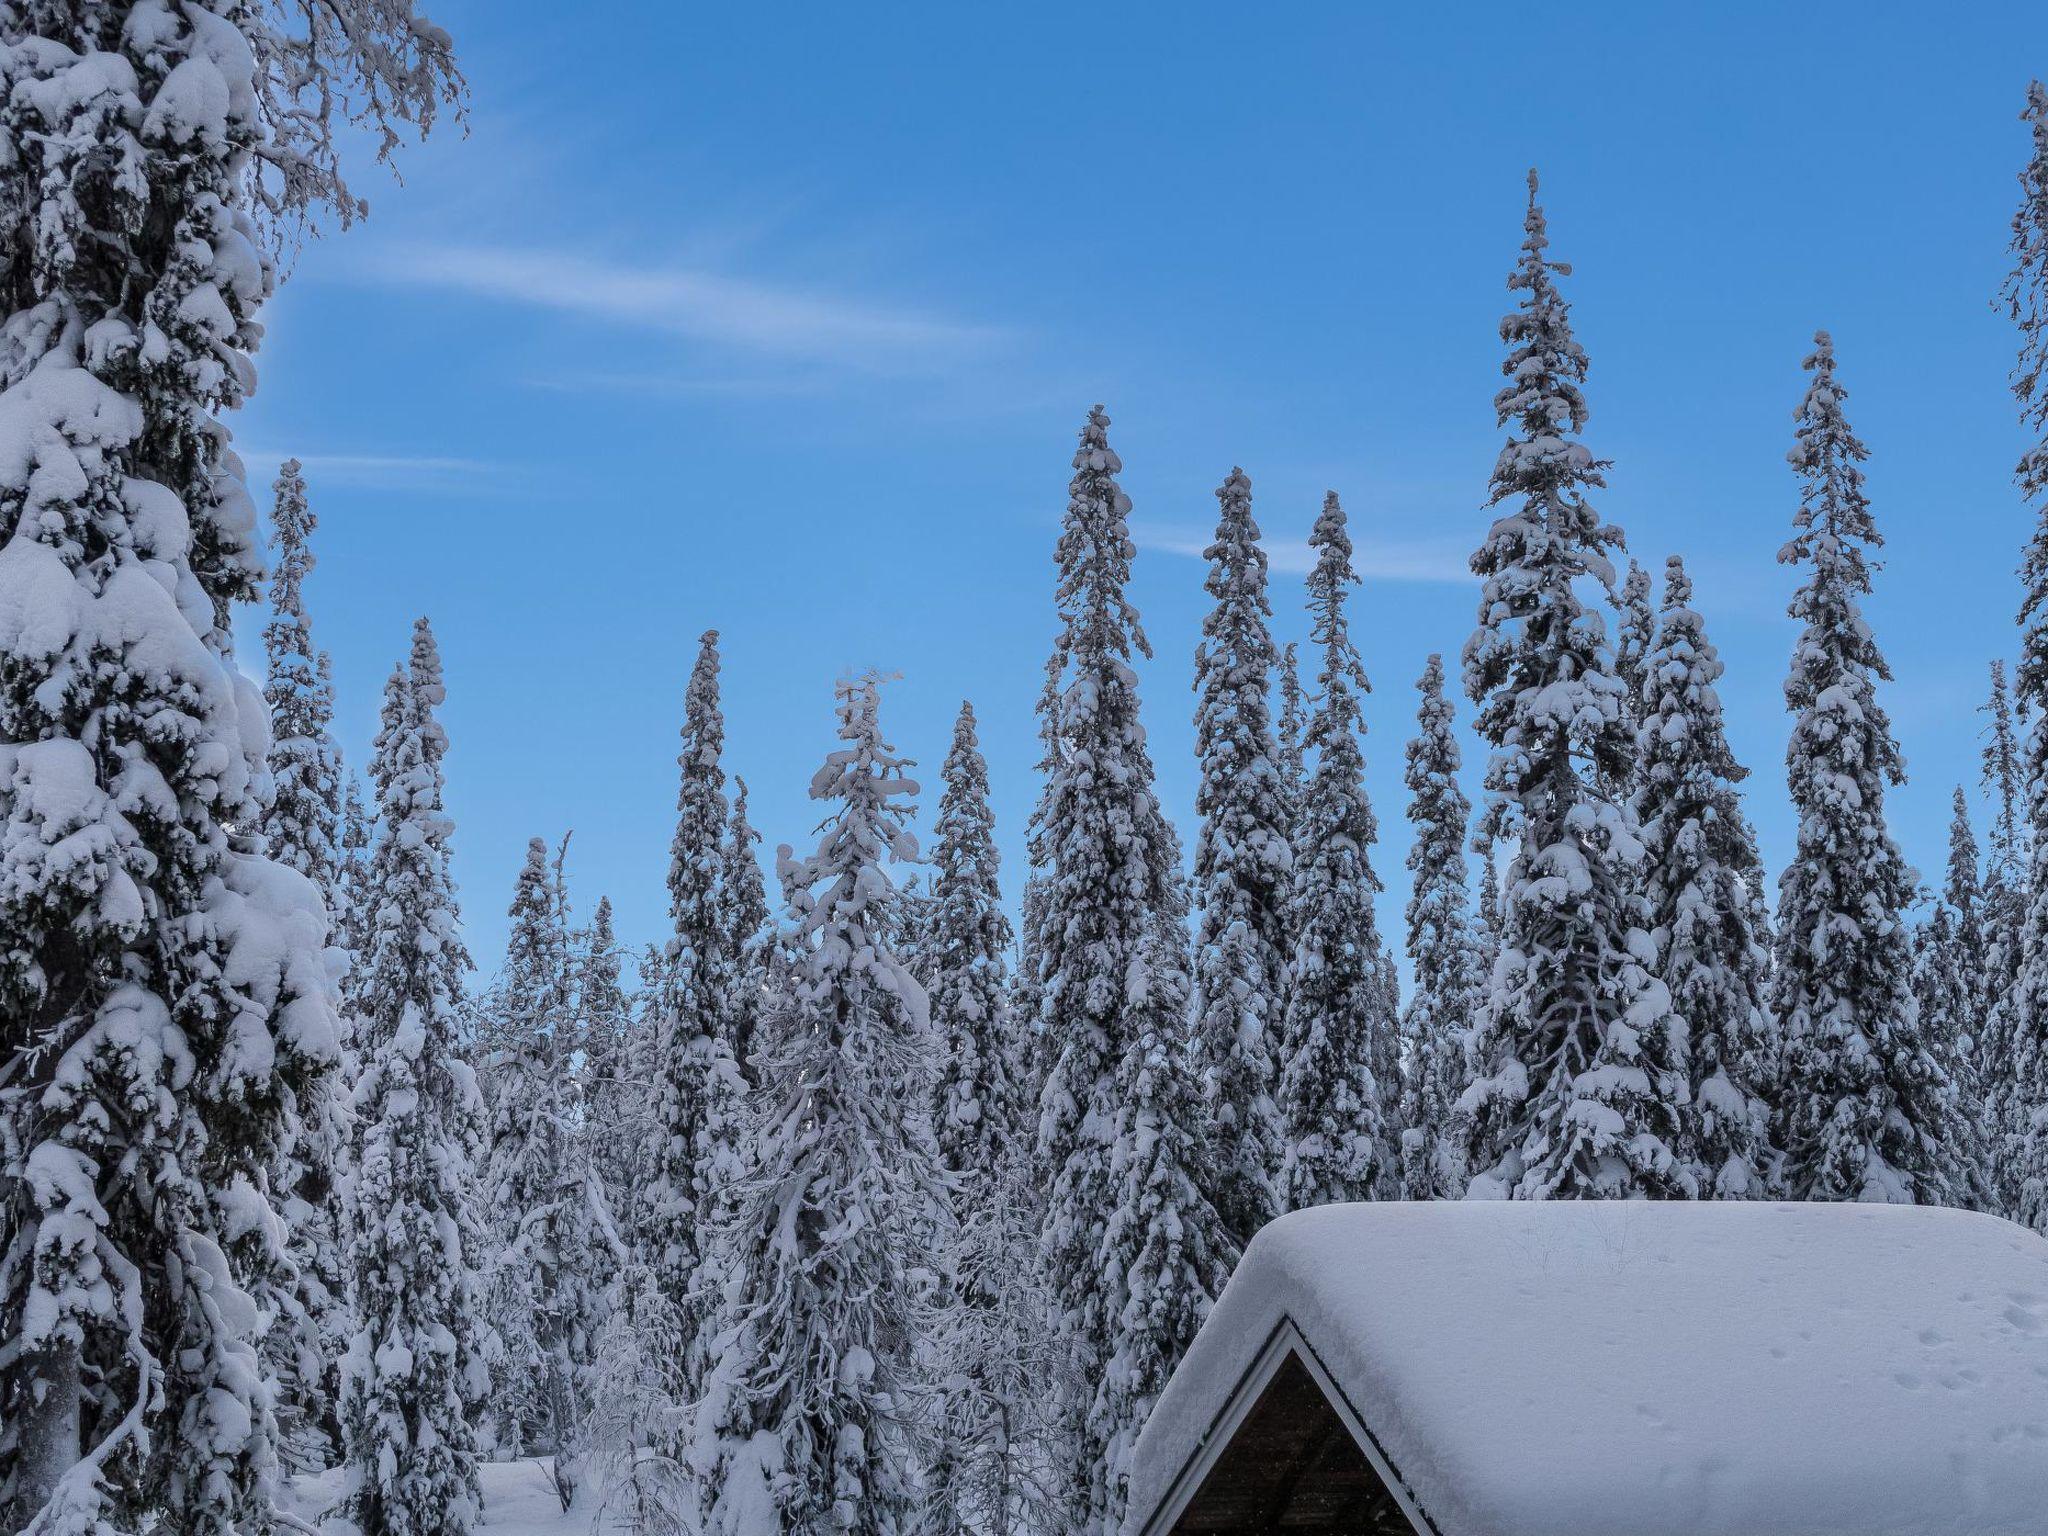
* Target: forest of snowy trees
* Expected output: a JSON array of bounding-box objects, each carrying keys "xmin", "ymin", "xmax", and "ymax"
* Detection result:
[{"xmin": 4, "ymin": 5, "xmax": 2048, "ymax": 1536}]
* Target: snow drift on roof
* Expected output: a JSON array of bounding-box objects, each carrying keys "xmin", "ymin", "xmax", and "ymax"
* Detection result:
[{"xmin": 1130, "ymin": 1201, "xmax": 2048, "ymax": 1536}]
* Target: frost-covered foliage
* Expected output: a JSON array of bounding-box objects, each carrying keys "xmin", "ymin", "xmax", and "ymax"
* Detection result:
[
  {"xmin": 2004, "ymin": 80, "xmax": 2048, "ymax": 505},
  {"xmin": 577, "ymin": 897, "xmax": 642, "ymax": 1210},
  {"xmin": 1912, "ymin": 789, "xmax": 1993, "ymax": 1209},
  {"xmin": 1275, "ymin": 491, "xmax": 1395, "ymax": 1211},
  {"xmin": 1456, "ymin": 174, "xmax": 1692, "ymax": 1201},
  {"xmin": 262, "ymin": 459, "xmax": 344, "ymax": 892},
  {"xmin": 0, "ymin": 1, "xmax": 453, "ymax": 1525},
  {"xmin": 250, "ymin": 455, "xmax": 356, "ymax": 1471},
  {"xmin": 720, "ymin": 775, "xmax": 771, "ymax": 1078},
  {"xmin": 1771, "ymin": 335, "xmax": 1969, "ymax": 1207},
  {"xmin": 1276, "ymin": 640, "xmax": 1306, "ymax": 837},
  {"xmin": 1027, "ymin": 407, "xmax": 1216, "ymax": 1536},
  {"xmin": 929, "ymin": 702, "xmax": 1022, "ymax": 1175},
  {"xmin": 1081, "ymin": 915, "xmax": 1228, "ymax": 1536},
  {"xmin": 1631, "ymin": 557, "xmax": 1777, "ymax": 1198},
  {"xmin": 1979, "ymin": 663, "xmax": 2028, "ymax": 1146},
  {"xmin": 1191, "ymin": 466, "xmax": 1292, "ymax": 1242},
  {"xmin": 2004, "ymin": 81, "xmax": 2048, "ymax": 1231},
  {"xmin": 923, "ymin": 700, "xmax": 1055, "ymax": 1536},
  {"xmin": 335, "ymin": 623, "xmax": 484, "ymax": 1536},
  {"xmin": 926, "ymin": 1147, "xmax": 1068, "ymax": 1536},
  {"xmin": 687, "ymin": 674, "xmax": 947, "ymax": 1536},
  {"xmin": 1397, "ymin": 654, "xmax": 1481, "ymax": 1201},
  {"xmin": 478, "ymin": 837, "xmax": 600, "ymax": 1461},
  {"xmin": 639, "ymin": 630, "xmax": 750, "ymax": 1433}
]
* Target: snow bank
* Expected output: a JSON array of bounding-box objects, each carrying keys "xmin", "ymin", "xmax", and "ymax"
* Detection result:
[{"xmin": 1130, "ymin": 1201, "xmax": 2048, "ymax": 1536}]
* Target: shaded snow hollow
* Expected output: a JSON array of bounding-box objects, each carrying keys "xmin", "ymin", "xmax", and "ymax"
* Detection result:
[{"xmin": 1130, "ymin": 1201, "xmax": 2048, "ymax": 1536}]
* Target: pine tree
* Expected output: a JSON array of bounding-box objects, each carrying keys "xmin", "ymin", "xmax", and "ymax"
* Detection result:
[
  {"xmin": 1980, "ymin": 661, "xmax": 2028, "ymax": 1131},
  {"xmin": 577, "ymin": 897, "xmax": 642, "ymax": 1219},
  {"xmin": 2001, "ymin": 80, "xmax": 2048, "ymax": 1230},
  {"xmin": 687, "ymin": 675, "xmax": 947, "ymax": 1536},
  {"xmin": 479, "ymin": 837, "xmax": 597, "ymax": 1459},
  {"xmin": 721, "ymin": 776, "xmax": 771, "ymax": 1077},
  {"xmin": 1457, "ymin": 173, "xmax": 1692, "ymax": 1201},
  {"xmin": 1632, "ymin": 557, "xmax": 1777, "ymax": 1198},
  {"xmin": 640, "ymin": 631, "xmax": 750, "ymax": 1442},
  {"xmin": 1277, "ymin": 639, "xmax": 1307, "ymax": 831},
  {"xmin": 1397, "ymin": 655, "xmax": 1481, "ymax": 1201},
  {"xmin": 1191, "ymin": 467, "xmax": 1293, "ymax": 1241},
  {"xmin": 249, "ymin": 455, "xmax": 357, "ymax": 1471},
  {"xmin": 931, "ymin": 703, "xmax": 1022, "ymax": 1174},
  {"xmin": 0, "ymin": 8, "xmax": 457, "ymax": 1526},
  {"xmin": 1028, "ymin": 407, "xmax": 1218, "ymax": 1536},
  {"xmin": 1085, "ymin": 916, "xmax": 1228, "ymax": 1536},
  {"xmin": 1772, "ymin": 333, "xmax": 1968, "ymax": 1205},
  {"xmin": 337, "ymin": 621, "xmax": 485, "ymax": 1536},
  {"xmin": 262, "ymin": 461, "xmax": 344, "ymax": 889},
  {"xmin": 1915, "ymin": 788, "xmax": 1993, "ymax": 1207},
  {"xmin": 336, "ymin": 771, "xmax": 376, "ymax": 991},
  {"xmin": 1274, "ymin": 491, "xmax": 1395, "ymax": 1211},
  {"xmin": 1614, "ymin": 558, "xmax": 1655, "ymax": 708}
]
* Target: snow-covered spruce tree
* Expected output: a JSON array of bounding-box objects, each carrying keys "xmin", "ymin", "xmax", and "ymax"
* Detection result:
[
  {"xmin": 1614, "ymin": 558, "xmax": 1655, "ymax": 709},
  {"xmin": 255, "ymin": 456, "xmax": 356, "ymax": 1470},
  {"xmin": 337, "ymin": 622, "xmax": 485, "ymax": 1536},
  {"xmin": 1980, "ymin": 662, "xmax": 2028, "ymax": 1125},
  {"xmin": 1191, "ymin": 466, "xmax": 1293, "ymax": 1242},
  {"xmin": 1086, "ymin": 916, "xmax": 1229, "ymax": 1536},
  {"xmin": 720, "ymin": 775, "xmax": 771, "ymax": 1077},
  {"xmin": 479, "ymin": 837, "xmax": 597, "ymax": 1459},
  {"xmin": 930, "ymin": 702, "xmax": 1021, "ymax": 1173},
  {"xmin": 1274, "ymin": 491, "xmax": 1395, "ymax": 1211},
  {"xmin": 2001, "ymin": 79, "xmax": 2048, "ymax": 1230},
  {"xmin": 1632, "ymin": 557, "xmax": 1777, "ymax": 1198},
  {"xmin": 1771, "ymin": 333, "xmax": 1968, "ymax": 1205},
  {"xmin": 1911, "ymin": 788, "xmax": 1993, "ymax": 1208},
  {"xmin": 335, "ymin": 770, "xmax": 375, "ymax": 994},
  {"xmin": 262, "ymin": 458, "xmax": 343, "ymax": 892},
  {"xmin": 0, "ymin": 10, "xmax": 458, "ymax": 1531},
  {"xmin": 1473, "ymin": 834, "xmax": 1503, "ymax": 978},
  {"xmin": 1397, "ymin": 654, "xmax": 1481, "ymax": 1201},
  {"xmin": 1029, "ymin": 407, "xmax": 1216, "ymax": 1536},
  {"xmin": 687, "ymin": 675, "xmax": 948, "ymax": 1536},
  {"xmin": 578, "ymin": 896, "xmax": 643, "ymax": 1213},
  {"xmin": 1941, "ymin": 786, "xmax": 1989, "ymax": 1050},
  {"xmin": 925, "ymin": 700, "xmax": 1058, "ymax": 1536},
  {"xmin": 1456, "ymin": 173, "xmax": 1693, "ymax": 1201},
  {"xmin": 1277, "ymin": 639, "xmax": 1307, "ymax": 833},
  {"xmin": 640, "ymin": 631, "xmax": 750, "ymax": 1441}
]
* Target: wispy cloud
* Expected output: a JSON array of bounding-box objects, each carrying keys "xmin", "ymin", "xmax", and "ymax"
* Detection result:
[
  {"xmin": 357, "ymin": 244, "xmax": 1006, "ymax": 376},
  {"xmin": 235, "ymin": 447, "xmax": 503, "ymax": 492},
  {"xmin": 1131, "ymin": 521, "xmax": 1474, "ymax": 585}
]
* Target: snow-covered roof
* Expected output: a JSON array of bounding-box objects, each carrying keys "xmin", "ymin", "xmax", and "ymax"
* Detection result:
[{"xmin": 1131, "ymin": 1201, "xmax": 2048, "ymax": 1536}]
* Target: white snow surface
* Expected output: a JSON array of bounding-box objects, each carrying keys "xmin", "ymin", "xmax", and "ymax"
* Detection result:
[{"xmin": 1129, "ymin": 1201, "xmax": 2048, "ymax": 1536}]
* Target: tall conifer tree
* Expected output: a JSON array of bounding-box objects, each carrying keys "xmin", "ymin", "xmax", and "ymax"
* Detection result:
[
  {"xmin": 1029, "ymin": 408, "xmax": 1218, "ymax": 1536},
  {"xmin": 1397, "ymin": 655, "xmax": 1481, "ymax": 1201},
  {"xmin": 2000, "ymin": 80, "xmax": 2048, "ymax": 1228},
  {"xmin": 0, "ymin": 8, "xmax": 454, "ymax": 1526},
  {"xmin": 641, "ymin": 632, "xmax": 750, "ymax": 1434},
  {"xmin": 1458, "ymin": 173, "xmax": 1692, "ymax": 1200},
  {"xmin": 1191, "ymin": 467, "xmax": 1292, "ymax": 1241},
  {"xmin": 1275, "ymin": 492, "xmax": 1395, "ymax": 1210},
  {"xmin": 686, "ymin": 676, "xmax": 946, "ymax": 1536},
  {"xmin": 1772, "ymin": 334, "xmax": 1968, "ymax": 1205},
  {"xmin": 337, "ymin": 622, "xmax": 485, "ymax": 1536},
  {"xmin": 1633, "ymin": 557, "xmax": 1776, "ymax": 1197}
]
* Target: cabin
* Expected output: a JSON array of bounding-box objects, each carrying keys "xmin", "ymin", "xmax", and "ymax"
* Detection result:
[{"xmin": 1128, "ymin": 1201, "xmax": 2048, "ymax": 1536}]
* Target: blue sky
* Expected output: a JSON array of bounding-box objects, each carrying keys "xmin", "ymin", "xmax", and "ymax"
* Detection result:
[{"xmin": 238, "ymin": 1, "xmax": 2048, "ymax": 977}]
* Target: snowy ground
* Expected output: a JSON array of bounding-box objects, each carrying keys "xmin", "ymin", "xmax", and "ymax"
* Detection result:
[{"xmin": 288, "ymin": 1460, "xmax": 607, "ymax": 1534}]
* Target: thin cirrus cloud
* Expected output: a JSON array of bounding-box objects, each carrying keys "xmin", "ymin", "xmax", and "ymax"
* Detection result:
[
  {"xmin": 1130, "ymin": 521, "xmax": 1475, "ymax": 586},
  {"xmin": 358, "ymin": 243, "xmax": 1008, "ymax": 377},
  {"xmin": 233, "ymin": 447, "xmax": 503, "ymax": 492}
]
